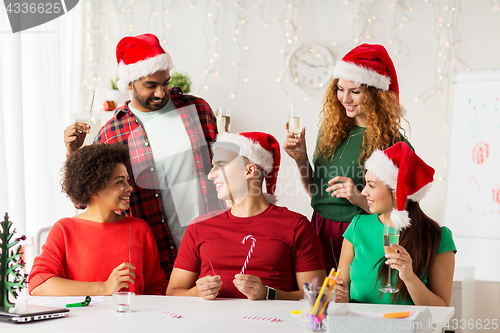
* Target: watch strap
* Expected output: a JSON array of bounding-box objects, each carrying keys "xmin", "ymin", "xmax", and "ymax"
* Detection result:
[{"xmin": 265, "ymin": 286, "xmax": 277, "ymax": 300}]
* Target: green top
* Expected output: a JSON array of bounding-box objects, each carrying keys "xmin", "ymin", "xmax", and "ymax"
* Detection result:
[
  {"xmin": 343, "ymin": 214, "xmax": 457, "ymax": 305},
  {"xmin": 311, "ymin": 126, "xmax": 412, "ymax": 222}
]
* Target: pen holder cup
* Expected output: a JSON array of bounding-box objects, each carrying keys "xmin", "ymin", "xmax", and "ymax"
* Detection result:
[{"xmin": 301, "ymin": 287, "xmax": 334, "ymax": 332}]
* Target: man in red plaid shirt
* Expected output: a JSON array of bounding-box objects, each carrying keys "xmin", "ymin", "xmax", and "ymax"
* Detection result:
[{"xmin": 64, "ymin": 34, "xmax": 224, "ymax": 278}]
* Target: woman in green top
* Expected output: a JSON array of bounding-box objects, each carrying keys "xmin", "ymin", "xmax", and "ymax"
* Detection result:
[
  {"xmin": 335, "ymin": 142, "xmax": 456, "ymax": 306},
  {"xmin": 284, "ymin": 44, "xmax": 410, "ymax": 271}
]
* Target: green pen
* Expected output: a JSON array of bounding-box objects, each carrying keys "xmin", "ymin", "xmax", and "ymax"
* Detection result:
[{"xmin": 66, "ymin": 296, "xmax": 91, "ymax": 308}]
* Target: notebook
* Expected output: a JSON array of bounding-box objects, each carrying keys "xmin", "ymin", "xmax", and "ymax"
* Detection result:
[{"xmin": 0, "ymin": 304, "xmax": 69, "ymax": 323}]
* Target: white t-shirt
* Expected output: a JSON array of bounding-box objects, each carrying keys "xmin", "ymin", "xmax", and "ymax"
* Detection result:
[{"xmin": 129, "ymin": 99, "xmax": 205, "ymax": 248}]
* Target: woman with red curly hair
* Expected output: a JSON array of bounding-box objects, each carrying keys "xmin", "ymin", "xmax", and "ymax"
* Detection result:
[
  {"xmin": 284, "ymin": 44, "xmax": 412, "ymax": 272},
  {"xmin": 29, "ymin": 144, "xmax": 168, "ymax": 296}
]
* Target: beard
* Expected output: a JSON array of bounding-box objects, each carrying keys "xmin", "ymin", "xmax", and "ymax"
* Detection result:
[{"xmin": 132, "ymin": 85, "xmax": 167, "ymax": 111}]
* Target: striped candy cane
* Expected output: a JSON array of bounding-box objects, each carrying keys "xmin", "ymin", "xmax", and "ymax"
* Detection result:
[
  {"xmin": 243, "ymin": 316, "xmax": 282, "ymax": 322},
  {"xmin": 240, "ymin": 235, "xmax": 257, "ymax": 274},
  {"xmin": 161, "ymin": 311, "xmax": 182, "ymax": 318}
]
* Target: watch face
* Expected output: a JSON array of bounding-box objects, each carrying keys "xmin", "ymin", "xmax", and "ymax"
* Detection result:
[{"xmin": 289, "ymin": 44, "xmax": 334, "ymax": 91}]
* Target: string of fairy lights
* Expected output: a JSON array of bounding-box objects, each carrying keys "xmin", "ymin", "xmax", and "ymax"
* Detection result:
[
  {"xmin": 341, "ymin": 0, "xmax": 376, "ymax": 48},
  {"xmin": 199, "ymin": 1, "xmax": 221, "ymax": 95},
  {"xmin": 415, "ymin": 0, "xmax": 469, "ymax": 106},
  {"xmin": 228, "ymin": 1, "xmax": 245, "ymax": 99},
  {"xmin": 389, "ymin": 0, "xmax": 413, "ymax": 62},
  {"xmin": 276, "ymin": 0, "xmax": 305, "ymax": 100}
]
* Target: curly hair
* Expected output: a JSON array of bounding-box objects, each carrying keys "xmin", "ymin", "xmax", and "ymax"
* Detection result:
[
  {"xmin": 61, "ymin": 143, "xmax": 130, "ymax": 205},
  {"xmin": 314, "ymin": 78, "xmax": 408, "ymax": 166}
]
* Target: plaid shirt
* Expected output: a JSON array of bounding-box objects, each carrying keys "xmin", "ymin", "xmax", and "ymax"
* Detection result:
[{"xmin": 93, "ymin": 87, "xmax": 224, "ymax": 277}]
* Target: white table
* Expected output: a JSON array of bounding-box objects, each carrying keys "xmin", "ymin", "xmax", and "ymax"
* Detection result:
[{"xmin": 0, "ymin": 296, "xmax": 454, "ymax": 333}]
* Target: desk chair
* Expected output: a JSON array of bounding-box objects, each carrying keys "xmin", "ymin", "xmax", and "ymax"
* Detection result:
[{"xmin": 35, "ymin": 226, "xmax": 51, "ymax": 256}]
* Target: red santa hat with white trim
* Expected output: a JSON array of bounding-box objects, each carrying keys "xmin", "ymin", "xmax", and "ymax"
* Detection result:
[
  {"xmin": 115, "ymin": 33, "xmax": 174, "ymax": 93},
  {"xmin": 333, "ymin": 43, "xmax": 399, "ymax": 102},
  {"xmin": 364, "ymin": 142, "xmax": 435, "ymax": 230},
  {"xmin": 212, "ymin": 132, "xmax": 281, "ymax": 204}
]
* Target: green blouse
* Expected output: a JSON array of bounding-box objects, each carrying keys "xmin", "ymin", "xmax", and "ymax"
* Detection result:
[
  {"xmin": 311, "ymin": 126, "xmax": 412, "ymax": 222},
  {"xmin": 343, "ymin": 214, "xmax": 457, "ymax": 305}
]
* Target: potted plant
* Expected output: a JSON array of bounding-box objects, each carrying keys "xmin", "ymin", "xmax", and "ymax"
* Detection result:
[
  {"xmin": 105, "ymin": 77, "xmax": 129, "ymax": 111},
  {"xmin": 170, "ymin": 71, "xmax": 192, "ymax": 93}
]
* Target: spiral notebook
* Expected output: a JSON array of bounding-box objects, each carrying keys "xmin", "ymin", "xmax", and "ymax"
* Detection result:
[{"xmin": 0, "ymin": 304, "xmax": 69, "ymax": 323}]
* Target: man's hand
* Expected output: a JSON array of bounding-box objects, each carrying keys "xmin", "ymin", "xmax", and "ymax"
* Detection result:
[
  {"xmin": 196, "ymin": 275, "xmax": 222, "ymax": 300},
  {"xmin": 64, "ymin": 122, "xmax": 90, "ymax": 156},
  {"xmin": 103, "ymin": 262, "xmax": 135, "ymax": 295},
  {"xmin": 233, "ymin": 274, "xmax": 267, "ymax": 300}
]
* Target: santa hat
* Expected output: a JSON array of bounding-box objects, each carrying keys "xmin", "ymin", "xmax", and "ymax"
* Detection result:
[
  {"xmin": 333, "ymin": 43, "xmax": 399, "ymax": 101},
  {"xmin": 212, "ymin": 132, "xmax": 281, "ymax": 204},
  {"xmin": 364, "ymin": 142, "xmax": 435, "ymax": 230},
  {"xmin": 115, "ymin": 33, "xmax": 174, "ymax": 93}
]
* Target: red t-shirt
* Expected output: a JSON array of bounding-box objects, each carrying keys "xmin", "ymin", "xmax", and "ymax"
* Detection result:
[
  {"xmin": 29, "ymin": 217, "xmax": 168, "ymax": 295},
  {"xmin": 174, "ymin": 205, "xmax": 325, "ymax": 298}
]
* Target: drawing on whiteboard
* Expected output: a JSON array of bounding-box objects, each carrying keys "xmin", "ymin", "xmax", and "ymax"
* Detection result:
[
  {"xmin": 444, "ymin": 75, "xmax": 500, "ymax": 240},
  {"xmin": 472, "ymin": 141, "xmax": 490, "ymax": 164},
  {"xmin": 493, "ymin": 186, "xmax": 500, "ymax": 205}
]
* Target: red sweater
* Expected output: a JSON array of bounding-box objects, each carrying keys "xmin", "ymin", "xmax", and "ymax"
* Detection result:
[{"xmin": 29, "ymin": 217, "xmax": 168, "ymax": 295}]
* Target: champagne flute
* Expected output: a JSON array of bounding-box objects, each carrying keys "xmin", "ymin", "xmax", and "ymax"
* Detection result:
[
  {"xmin": 288, "ymin": 104, "xmax": 303, "ymax": 152},
  {"xmin": 216, "ymin": 108, "xmax": 231, "ymax": 133},
  {"xmin": 379, "ymin": 223, "xmax": 400, "ymax": 293}
]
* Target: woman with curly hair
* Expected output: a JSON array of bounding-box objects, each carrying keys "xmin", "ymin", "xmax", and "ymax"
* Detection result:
[
  {"xmin": 29, "ymin": 143, "xmax": 168, "ymax": 296},
  {"xmin": 284, "ymin": 44, "xmax": 412, "ymax": 272}
]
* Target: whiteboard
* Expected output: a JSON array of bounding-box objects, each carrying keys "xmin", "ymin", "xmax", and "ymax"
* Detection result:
[
  {"xmin": 443, "ymin": 69, "xmax": 500, "ymax": 281},
  {"xmin": 443, "ymin": 69, "xmax": 500, "ymax": 240}
]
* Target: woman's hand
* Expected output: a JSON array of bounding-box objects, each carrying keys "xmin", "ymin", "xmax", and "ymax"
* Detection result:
[
  {"xmin": 385, "ymin": 244, "xmax": 418, "ymax": 283},
  {"xmin": 334, "ymin": 278, "xmax": 349, "ymax": 303},
  {"xmin": 104, "ymin": 262, "xmax": 136, "ymax": 295},
  {"xmin": 326, "ymin": 176, "xmax": 364, "ymax": 205},
  {"xmin": 284, "ymin": 123, "xmax": 307, "ymax": 161}
]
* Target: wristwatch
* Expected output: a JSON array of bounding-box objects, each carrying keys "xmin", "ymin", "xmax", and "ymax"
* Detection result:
[{"xmin": 265, "ymin": 286, "xmax": 277, "ymax": 300}]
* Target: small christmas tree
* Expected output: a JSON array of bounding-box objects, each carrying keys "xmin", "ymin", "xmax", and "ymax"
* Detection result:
[{"xmin": 0, "ymin": 213, "xmax": 26, "ymax": 307}]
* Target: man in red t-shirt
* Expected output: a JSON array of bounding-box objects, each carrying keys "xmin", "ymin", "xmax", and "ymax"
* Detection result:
[{"xmin": 167, "ymin": 132, "xmax": 326, "ymax": 300}]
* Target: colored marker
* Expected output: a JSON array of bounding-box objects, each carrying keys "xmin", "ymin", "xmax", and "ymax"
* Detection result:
[{"xmin": 66, "ymin": 296, "xmax": 91, "ymax": 308}]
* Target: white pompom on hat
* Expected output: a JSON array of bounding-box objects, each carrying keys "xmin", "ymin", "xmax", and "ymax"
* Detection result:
[
  {"xmin": 364, "ymin": 142, "xmax": 435, "ymax": 230},
  {"xmin": 212, "ymin": 132, "xmax": 281, "ymax": 204},
  {"xmin": 333, "ymin": 43, "xmax": 399, "ymax": 103},
  {"xmin": 115, "ymin": 33, "xmax": 174, "ymax": 93}
]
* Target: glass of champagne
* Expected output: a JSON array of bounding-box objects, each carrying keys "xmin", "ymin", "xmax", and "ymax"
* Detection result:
[
  {"xmin": 216, "ymin": 108, "xmax": 231, "ymax": 133},
  {"xmin": 288, "ymin": 104, "xmax": 302, "ymax": 151},
  {"xmin": 379, "ymin": 223, "xmax": 400, "ymax": 293}
]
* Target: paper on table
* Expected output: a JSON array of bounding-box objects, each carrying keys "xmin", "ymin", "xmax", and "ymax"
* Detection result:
[
  {"xmin": 344, "ymin": 310, "xmax": 419, "ymax": 320},
  {"xmin": 28, "ymin": 296, "xmax": 107, "ymax": 308}
]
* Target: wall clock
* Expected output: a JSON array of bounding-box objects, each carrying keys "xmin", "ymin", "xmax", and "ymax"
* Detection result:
[{"xmin": 289, "ymin": 44, "xmax": 335, "ymax": 91}]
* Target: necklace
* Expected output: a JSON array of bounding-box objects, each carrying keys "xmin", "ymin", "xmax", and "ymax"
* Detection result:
[{"xmin": 339, "ymin": 131, "xmax": 364, "ymax": 159}]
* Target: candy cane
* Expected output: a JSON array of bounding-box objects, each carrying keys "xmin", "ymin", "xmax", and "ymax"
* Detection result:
[
  {"xmin": 243, "ymin": 316, "xmax": 281, "ymax": 322},
  {"xmin": 240, "ymin": 235, "xmax": 257, "ymax": 274},
  {"xmin": 161, "ymin": 311, "xmax": 182, "ymax": 318}
]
